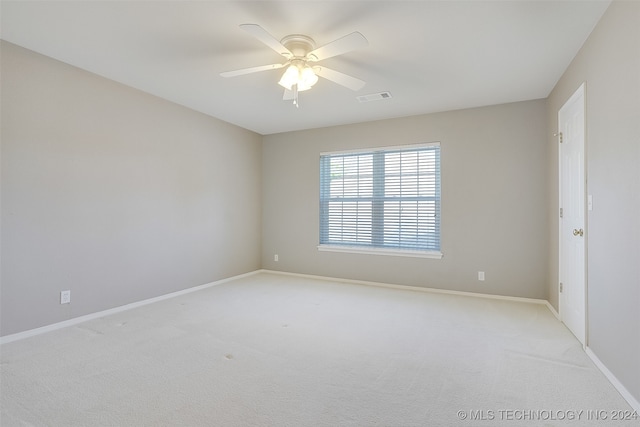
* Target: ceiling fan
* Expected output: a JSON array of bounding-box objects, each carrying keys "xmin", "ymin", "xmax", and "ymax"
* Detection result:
[{"xmin": 220, "ymin": 24, "xmax": 368, "ymax": 107}]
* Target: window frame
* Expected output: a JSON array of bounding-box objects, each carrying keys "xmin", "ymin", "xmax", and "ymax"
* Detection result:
[{"xmin": 318, "ymin": 142, "xmax": 442, "ymax": 259}]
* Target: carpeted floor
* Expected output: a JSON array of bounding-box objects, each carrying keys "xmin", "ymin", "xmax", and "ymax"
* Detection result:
[{"xmin": 1, "ymin": 272, "xmax": 637, "ymax": 426}]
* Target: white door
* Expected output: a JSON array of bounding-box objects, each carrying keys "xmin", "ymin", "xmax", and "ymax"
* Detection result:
[{"xmin": 559, "ymin": 83, "xmax": 586, "ymax": 345}]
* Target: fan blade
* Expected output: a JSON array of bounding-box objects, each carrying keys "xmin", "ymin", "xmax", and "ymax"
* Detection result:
[
  {"xmin": 314, "ymin": 66, "xmax": 366, "ymax": 91},
  {"xmin": 307, "ymin": 32, "xmax": 368, "ymax": 62},
  {"xmin": 220, "ymin": 63, "xmax": 286, "ymax": 78},
  {"xmin": 283, "ymin": 89, "xmax": 294, "ymax": 101},
  {"xmin": 240, "ymin": 24, "xmax": 293, "ymax": 59}
]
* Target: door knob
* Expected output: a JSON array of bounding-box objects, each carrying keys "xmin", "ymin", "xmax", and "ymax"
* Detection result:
[{"xmin": 573, "ymin": 228, "xmax": 584, "ymax": 237}]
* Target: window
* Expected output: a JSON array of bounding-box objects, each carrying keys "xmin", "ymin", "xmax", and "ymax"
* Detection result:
[{"xmin": 319, "ymin": 143, "xmax": 441, "ymax": 258}]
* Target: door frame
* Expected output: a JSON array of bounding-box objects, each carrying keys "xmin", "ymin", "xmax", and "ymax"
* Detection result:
[{"xmin": 558, "ymin": 82, "xmax": 587, "ymax": 347}]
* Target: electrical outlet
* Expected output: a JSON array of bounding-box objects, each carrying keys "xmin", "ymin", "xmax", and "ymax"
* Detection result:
[
  {"xmin": 60, "ymin": 290, "xmax": 71, "ymax": 304},
  {"xmin": 274, "ymin": 254, "xmax": 279, "ymax": 262},
  {"xmin": 478, "ymin": 271, "xmax": 485, "ymax": 281}
]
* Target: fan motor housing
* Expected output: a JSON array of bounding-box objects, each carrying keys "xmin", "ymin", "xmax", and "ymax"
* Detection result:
[{"xmin": 281, "ymin": 34, "xmax": 316, "ymax": 58}]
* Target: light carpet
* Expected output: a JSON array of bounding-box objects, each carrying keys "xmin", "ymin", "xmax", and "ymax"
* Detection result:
[{"xmin": 1, "ymin": 272, "xmax": 636, "ymax": 426}]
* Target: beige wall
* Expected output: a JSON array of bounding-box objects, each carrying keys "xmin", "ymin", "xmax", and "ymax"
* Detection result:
[
  {"xmin": 0, "ymin": 42, "xmax": 263, "ymax": 336},
  {"xmin": 547, "ymin": 1, "xmax": 640, "ymax": 404},
  {"xmin": 262, "ymin": 100, "xmax": 549, "ymax": 299}
]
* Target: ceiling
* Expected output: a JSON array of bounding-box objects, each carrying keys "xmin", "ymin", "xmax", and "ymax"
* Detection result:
[{"xmin": 1, "ymin": 1, "xmax": 610, "ymax": 135}]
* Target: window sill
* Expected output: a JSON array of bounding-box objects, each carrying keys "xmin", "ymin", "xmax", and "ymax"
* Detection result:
[{"xmin": 317, "ymin": 245, "xmax": 443, "ymax": 259}]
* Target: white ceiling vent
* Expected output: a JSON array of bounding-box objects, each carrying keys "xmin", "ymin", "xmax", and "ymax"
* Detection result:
[{"xmin": 357, "ymin": 91, "xmax": 392, "ymax": 103}]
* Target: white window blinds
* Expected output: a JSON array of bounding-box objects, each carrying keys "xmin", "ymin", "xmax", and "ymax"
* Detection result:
[{"xmin": 320, "ymin": 143, "xmax": 441, "ymax": 252}]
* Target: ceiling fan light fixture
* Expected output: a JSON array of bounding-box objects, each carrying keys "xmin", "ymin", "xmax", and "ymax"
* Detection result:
[
  {"xmin": 299, "ymin": 66, "xmax": 318, "ymax": 89},
  {"xmin": 222, "ymin": 24, "xmax": 368, "ymax": 107},
  {"xmin": 278, "ymin": 63, "xmax": 318, "ymax": 92},
  {"xmin": 278, "ymin": 65, "xmax": 299, "ymax": 90}
]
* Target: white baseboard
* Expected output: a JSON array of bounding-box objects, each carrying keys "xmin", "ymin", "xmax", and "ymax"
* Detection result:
[
  {"xmin": 0, "ymin": 270, "xmax": 261, "ymax": 345},
  {"xmin": 5, "ymin": 268, "xmax": 637, "ymax": 413},
  {"xmin": 586, "ymin": 347, "xmax": 640, "ymax": 413},
  {"xmin": 267, "ymin": 269, "xmax": 640, "ymax": 411},
  {"xmin": 0, "ymin": 269, "xmax": 553, "ymax": 346},
  {"xmin": 262, "ymin": 269, "xmax": 551, "ymax": 307},
  {"xmin": 545, "ymin": 300, "xmax": 560, "ymax": 319}
]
